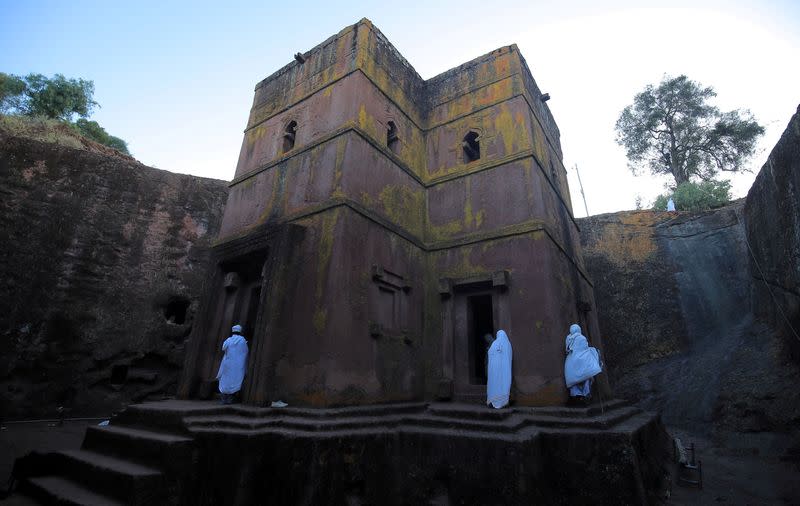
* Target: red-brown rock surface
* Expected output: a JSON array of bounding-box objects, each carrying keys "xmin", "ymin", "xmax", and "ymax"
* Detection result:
[
  {"xmin": 0, "ymin": 127, "xmax": 228, "ymax": 420},
  {"xmin": 578, "ymin": 106, "xmax": 800, "ymax": 464},
  {"xmin": 744, "ymin": 104, "xmax": 800, "ymax": 362}
]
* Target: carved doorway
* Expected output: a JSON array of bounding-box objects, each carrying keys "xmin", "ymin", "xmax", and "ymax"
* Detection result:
[
  {"xmin": 439, "ymin": 271, "xmax": 510, "ymax": 403},
  {"xmin": 206, "ymin": 249, "xmax": 268, "ymax": 381},
  {"xmin": 457, "ymin": 291, "xmax": 495, "ymax": 390}
]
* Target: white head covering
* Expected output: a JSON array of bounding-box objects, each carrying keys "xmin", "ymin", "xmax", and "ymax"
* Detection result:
[
  {"xmin": 486, "ymin": 330, "xmax": 513, "ymax": 409},
  {"xmin": 564, "ymin": 323, "xmax": 602, "ymax": 388},
  {"xmin": 231, "ymin": 324, "xmax": 242, "ymax": 333},
  {"xmin": 566, "ymin": 323, "xmax": 582, "ymax": 353}
]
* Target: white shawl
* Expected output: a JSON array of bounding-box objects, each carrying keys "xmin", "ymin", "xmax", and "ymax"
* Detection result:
[
  {"xmin": 486, "ymin": 330, "xmax": 512, "ymax": 408},
  {"xmin": 564, "ymin": 324, "xmax": 602, "ymax": 388},
  {"xmin": 216, "ymin": 334, "xmax": 249, "ymax": 394}
]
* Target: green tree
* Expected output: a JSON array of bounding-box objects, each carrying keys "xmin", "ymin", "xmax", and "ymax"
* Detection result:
[
  {"xmin": 74, "ymin": 118, "xmax": 130, "ymax": 154},
  {"xmin": 104, "ymin": 135, "xmax": 129, "ymax": 153},
  {"xmin": 0, "ymin": 73, "xmax": 97, "ymax": 121},
  {"xmin": 652, "ymin": 180, "xmax": 732, "ymax": 211},
  {"xmin": 0, "ymin": 73, "xmax": 27, "ymax": 113},
  {"xmin": 615, "ymin": 75, "xmax": 764, "ymax": 185},
  {"xmin": 1, "ymin": 72, "xmax": 130, "ymax": 154},
  {"xmin": 23, "ymin": 73, "xmax": 98, "ymax": 120}
]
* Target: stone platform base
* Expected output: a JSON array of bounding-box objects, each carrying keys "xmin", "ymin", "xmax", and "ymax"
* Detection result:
[{"xmin": 12, "ymin": 399, "xmax": 672, "ymax": 505}]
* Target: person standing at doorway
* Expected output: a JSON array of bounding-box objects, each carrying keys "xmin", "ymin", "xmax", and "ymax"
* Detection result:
[
  {"xmin": 216, "ymin": 324, "xmax": 249, "ymax": 404},
  {"xmin": 486, "ymin": 330, "xmax": 512, "ymax": 408}
]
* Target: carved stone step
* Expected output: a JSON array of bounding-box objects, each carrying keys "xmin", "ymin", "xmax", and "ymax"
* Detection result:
[
  {"xmin": 182, "ymin": 403, "xmax": 642, "ymax": 438},
  {"xmin": 82, "ymin": 425, "xmax": 193, "ymax": 473},
  {"xmin": 21, "ymin": 475, "xmax": 123, "ymax": 506},
  {"xmin": 54, "ymin": 450, "xmax": 163, "ymax": 505}
]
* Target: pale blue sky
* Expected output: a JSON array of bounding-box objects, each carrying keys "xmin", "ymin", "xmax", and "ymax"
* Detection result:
[{"xmin": 2, "ymin": 0, "xmax": 799, "ymax": 215}]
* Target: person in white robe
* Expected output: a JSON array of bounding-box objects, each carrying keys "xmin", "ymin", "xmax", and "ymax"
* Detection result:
[
  {"xmin": 216, "ymin": 324, "xmax": 249, "ymax": 404},
  {"xmin": 486, "ymin": 330, "xmax": 512, "ymax": 409},
  {"xmin": 564, "ymin": 323, "xmax": 602, "ymax": 402}
]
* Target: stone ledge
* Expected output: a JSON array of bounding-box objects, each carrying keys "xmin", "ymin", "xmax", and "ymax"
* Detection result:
[{"xmin": 15, "ymin": 399, "xmax": 671, "ymax": 505}]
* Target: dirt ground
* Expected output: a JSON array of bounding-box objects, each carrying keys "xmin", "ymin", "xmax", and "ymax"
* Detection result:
[
  {"xmin": 0, "ymin": 420, "xmax": 797, "ymax": 505},
  {"xmin": 666, "ymin": 426, "xmax": 799, "ymax": 505}
]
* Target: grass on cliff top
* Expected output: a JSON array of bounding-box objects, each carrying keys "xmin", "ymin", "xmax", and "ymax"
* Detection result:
[
  {"xmin": 0, "ymin": 114, "xmax": 132, "ymax": 159},
  {"xmin": 0, "ymin": 115, "xmax": 84, "ymax": 149}
]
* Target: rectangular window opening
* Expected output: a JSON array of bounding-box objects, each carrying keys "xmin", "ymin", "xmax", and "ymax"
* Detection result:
[{"xmin": 463, "ymin": 132, "xmax": 480, "ymax": 163}]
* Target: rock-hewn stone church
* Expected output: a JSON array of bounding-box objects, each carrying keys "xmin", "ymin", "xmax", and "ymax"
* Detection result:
[
  {"xmin": 7, "ymin": 20, "xmax": 678, "ymax": 506},
  {"xmin": 179, "ymin": 18, "xmax": 606, "ymax": 407}
]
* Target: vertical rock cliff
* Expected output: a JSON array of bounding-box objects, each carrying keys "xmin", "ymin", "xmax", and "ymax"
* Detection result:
[
  {"xmin": 578, "ymin": 105, "xmax": 800, "ymax": 454},
  {"xmin": 0, "ymin": 127, "xmax": 228, "ymax": 419},
  {"xmin": 744, "ymin": 104, "xmax": 800, "ymax": 362}
]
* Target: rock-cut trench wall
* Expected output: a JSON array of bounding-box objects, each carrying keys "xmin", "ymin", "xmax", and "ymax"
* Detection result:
[
  {"xmin": 578, "ymin": 106, "xmax": 800, "ymax": 446},
  {"xmin": 744, "ymin": 104, "xmax": 800, "ymax": 362},
  {"xmin": 0, "ymin": 133, "xmax": 228, "ymax": 419}
]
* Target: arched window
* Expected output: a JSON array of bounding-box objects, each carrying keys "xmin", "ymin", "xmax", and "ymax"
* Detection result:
[
  {"xmin": 463, "ymin": 131, "xmax": 480, "ymax": 163},
  {"xmin": 386, "ymin": 121, "xmax": 399, "ymax": 154},
  {"xmin": 282, "ymin": 121, "xmax": 297, "ymax": 153}
]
